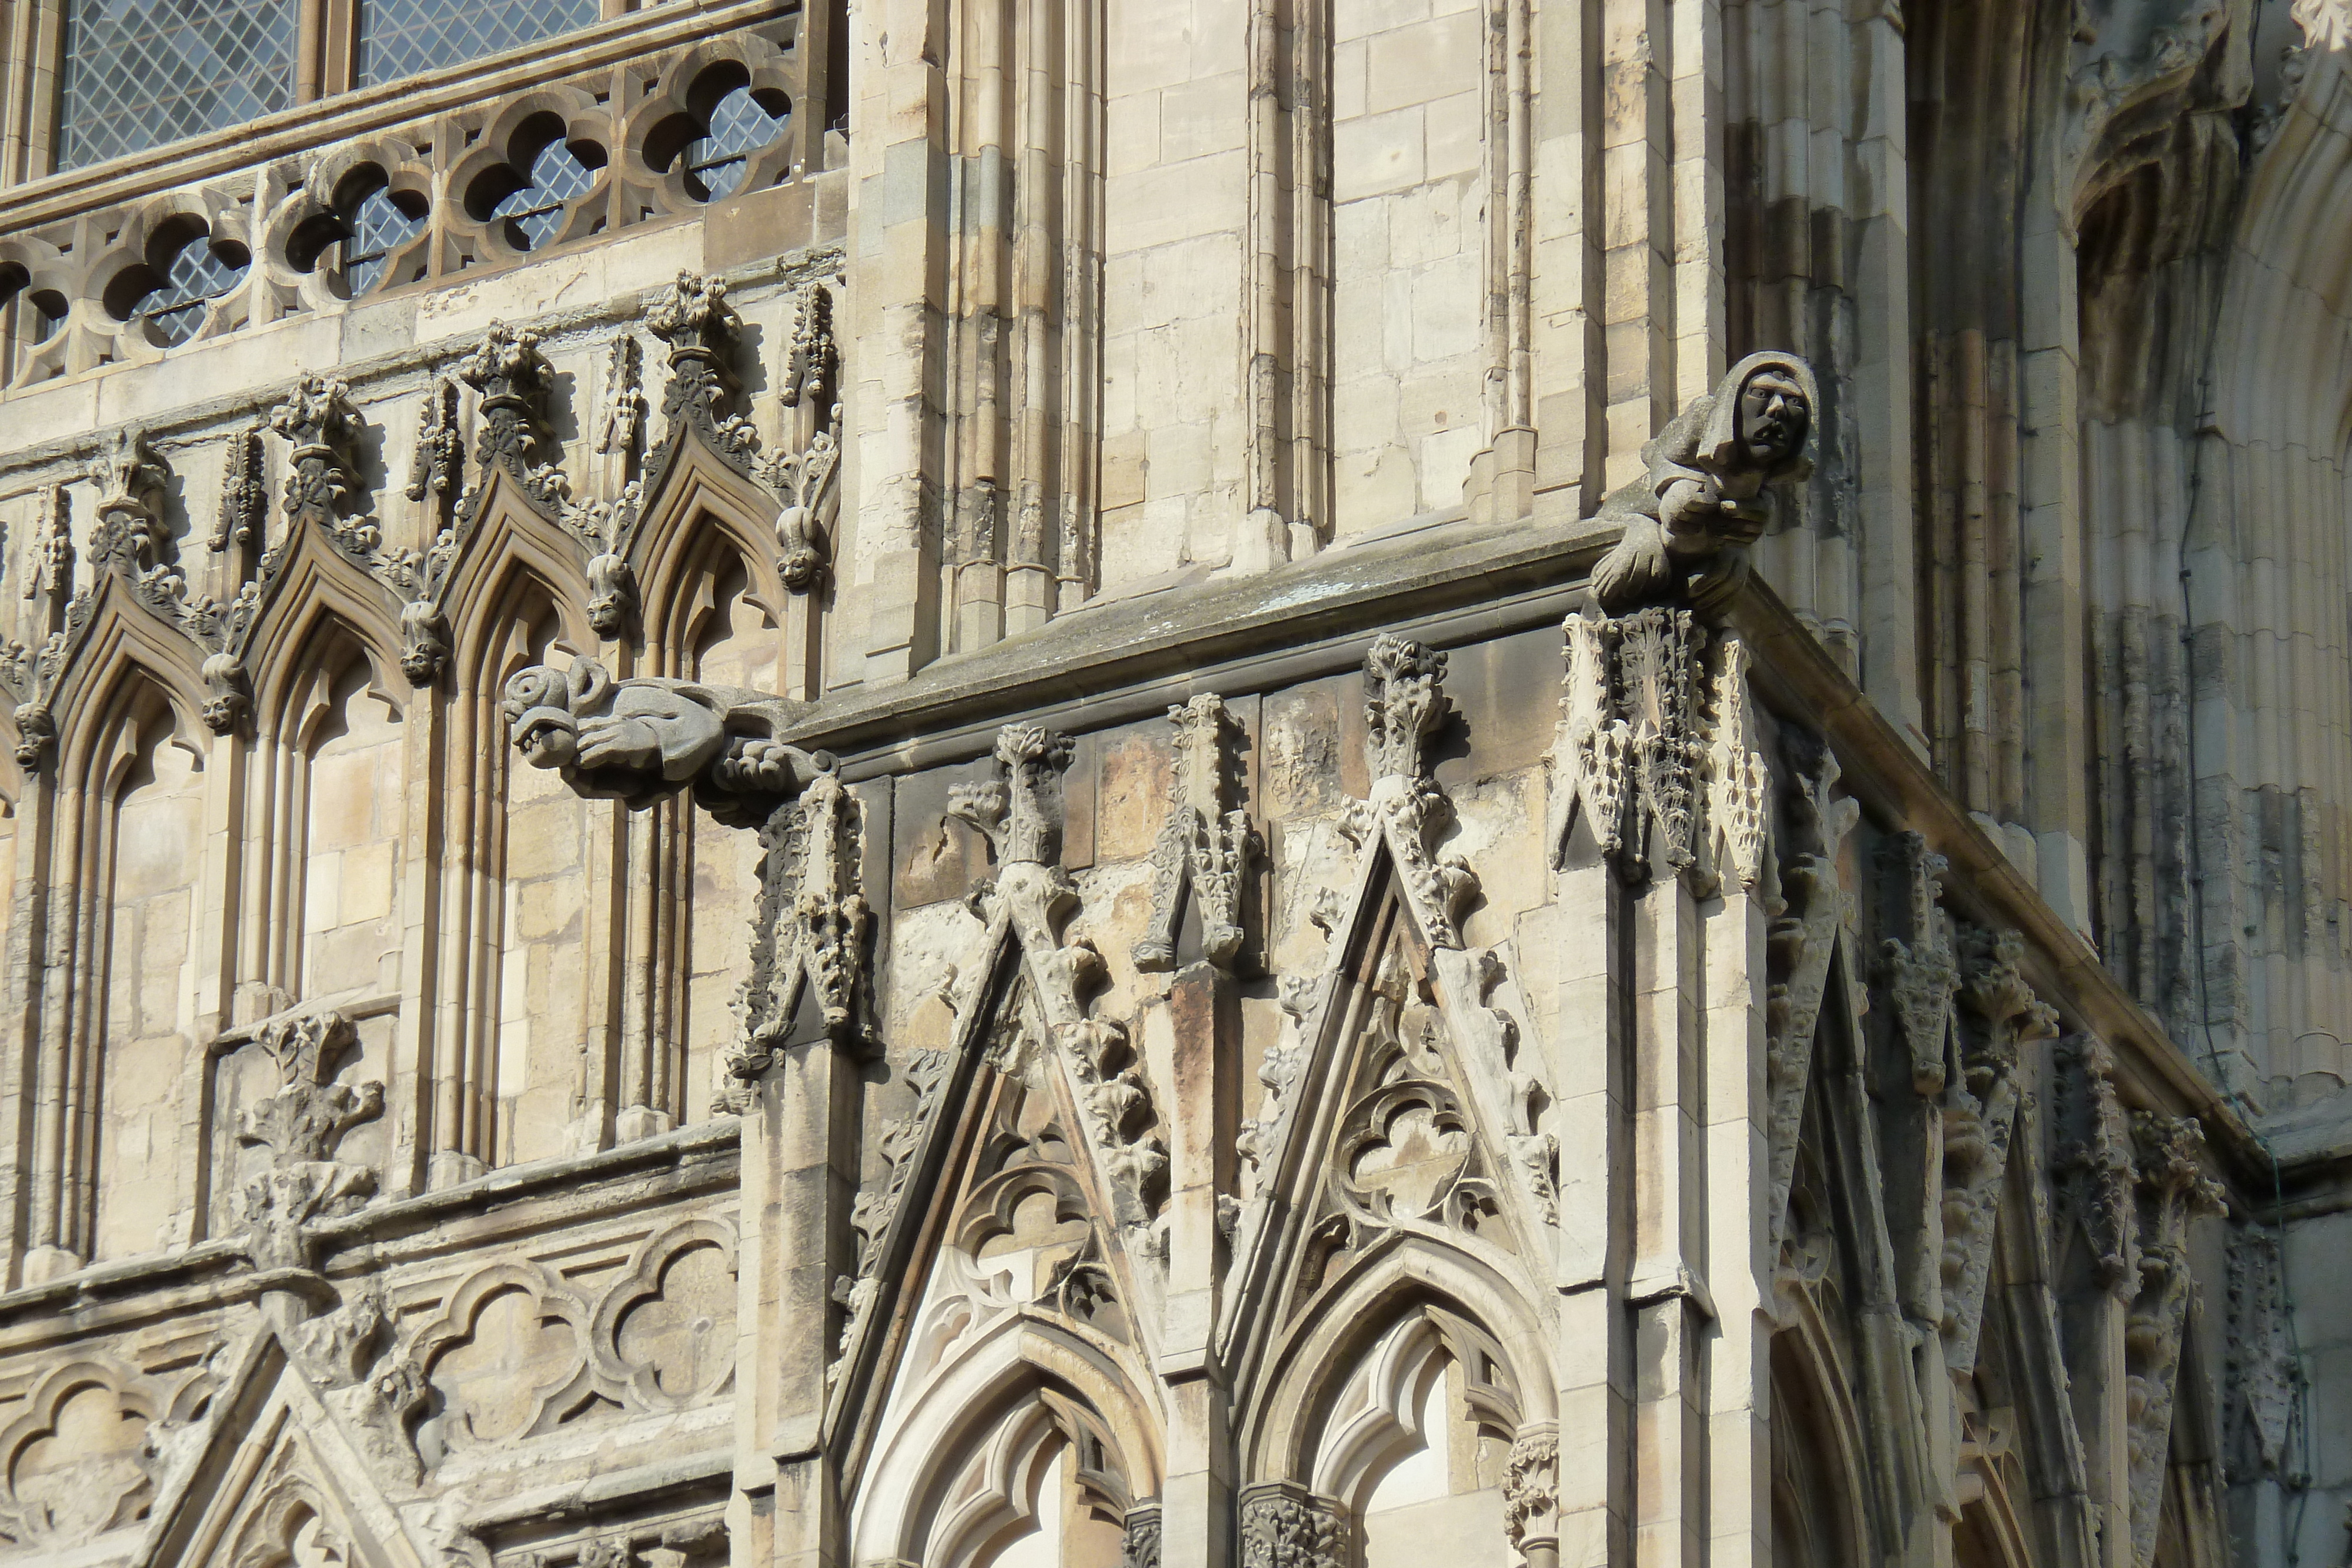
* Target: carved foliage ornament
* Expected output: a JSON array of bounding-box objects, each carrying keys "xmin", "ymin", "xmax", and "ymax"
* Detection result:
[
  {"xmin": 1502, "ymin": 1425, "xmax": 1561, "ymax": 1557},
  {"xmin": 1937, "ymin": 925, "xmax": 2059, "ymax": 1374},
  {"xmin": 951, "ymin": 723, "xmax": 1169, "ymax": 1223},
  {"xmin": 829, "ymin": 1047, "xmax": 951, "ymax": 1379},
  {"xmin": 1764, "ymin": 738, "xmax": 1859, "ymax": 1258},
  {"xmin": 720, "ymin": 771, "xmax": 873, "ymax": 1105},
  {"xmin": 644, "ymin": 270, "xmax": 759, "ymax": 478},
  {"xmin": 219, "ymin": 1007, "xmax": 385, "ymax": 1272},
  {"xmin": 455, "ymin": 319, "xmax": 567, "ymax": 521},
  {"xmin": 1134, "ymin": 694, "xmax": 1262, "ymax": 971},
  {"xmin": 1553, "ymin": 609, "xmax": 1769, "ymax": 891},
  {"xmin": 1342, "ymin": 636, "xmax": 1477, "ymax": 948},
  {"xmin": 2053, "ymin": 1033, "xmax": 2139, "ymax": 1296},
  {"xmin": 3, "ymin": 429, "xmax": 270, "ymax": 757},
  {"xmin": 1237, "ymin": 1482, "xmax": 1348, "ymax": 1568},
  {"xmin": 2124, "ymin": 1111, "xmax": 2224, "ymax": 1568},
  {"xmin": 1880, "ymin": 830, "xmax": 1960, "ymax": 1096}
]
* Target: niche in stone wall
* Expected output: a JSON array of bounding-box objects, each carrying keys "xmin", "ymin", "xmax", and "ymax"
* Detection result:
[
  {"xmin": 1311, "ymin": 1311, "xmax": 1515, "ymax": 1562},
  {"xmin": 1328, "ymin": 0, "xmax": 1488, "ymax": 531},
  {"xmin": 287, "ymin": 638, "xmax": 406, "ymax": 1001},
  {"xmin": 473, "ymin": 577, "xmax": 594, "ymax": 1170},
  {"xmin": 93, "ymin": 683, "xmax": 207, "ymax": 1262}
]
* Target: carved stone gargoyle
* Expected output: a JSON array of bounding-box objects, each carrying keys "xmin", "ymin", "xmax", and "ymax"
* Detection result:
[
  {"xmin": 502, "ymin": 654, "xmax": 828, "ymax": 824},
  {"xmin": 1589, "ymin": 351, "xmax": 1818, "ymax": 614}
]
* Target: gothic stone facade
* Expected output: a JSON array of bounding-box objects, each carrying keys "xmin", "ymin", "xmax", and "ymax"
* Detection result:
[{"xmin": 0, "ymin": 2, "xmax": 2345, "ymax": 1567}]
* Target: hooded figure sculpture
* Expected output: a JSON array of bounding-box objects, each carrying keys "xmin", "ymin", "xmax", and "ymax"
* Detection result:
[{"xmin": 1589, "ymin": 352, "xmax": 1818, "ymax": 614}]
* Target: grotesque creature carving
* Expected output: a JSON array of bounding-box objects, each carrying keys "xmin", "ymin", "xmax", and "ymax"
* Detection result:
[
  {"xmin": 1590, "ymin": 352, "xmax": 1818, "ymax": 614},
  {"xmin": 502, "ymin": 654, "xmax": 823, "ymax": 814}
]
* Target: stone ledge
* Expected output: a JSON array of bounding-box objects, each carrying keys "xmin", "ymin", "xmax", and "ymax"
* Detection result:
[{"xmin": 0, "ymin": 1118, "xmax": 741, "ymax": 1338}]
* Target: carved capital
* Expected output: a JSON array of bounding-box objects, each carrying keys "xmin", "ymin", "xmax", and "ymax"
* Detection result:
[
  {"xmin": 1120, "ymin": 1503, "xmax": 1162, "ymax": 1568},
  {"xmin": 1237, "ymin": 1482, "xmax": 1347, "ymax": 1568},
  {"xmin": 1503, "ymin": 1425, "xmax": 1561, "ymax": 1556}
]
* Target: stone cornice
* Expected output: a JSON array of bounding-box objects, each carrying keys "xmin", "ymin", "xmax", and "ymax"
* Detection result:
[
  {"xmin": 776, "ymin": 504, "xmax": 2263, "ymax": 1194},
  {"xmin": 0, "ymin": 1118, "xmax": 739, "ymax": 1342}
]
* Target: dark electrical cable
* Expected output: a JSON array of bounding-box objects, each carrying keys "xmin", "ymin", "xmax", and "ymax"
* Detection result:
[{"xmin": 2178, "ymin": 363, "xmax": 2314, "ymax": 1565}]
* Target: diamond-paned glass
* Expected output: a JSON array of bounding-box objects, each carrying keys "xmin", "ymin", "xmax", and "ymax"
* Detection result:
[
  {"xmin": 358, "ymin": 0, "xmax": 600, "ymax": 89},
  {"xmin": 58, "ymin": 0, "xmax": 297, "ymax": 172},
  {"xmin": 493, "ymin": 141, "xmax": 596, "ymax": 250},
  {"xmin": 342, "ymin": 187, "xmax": 429, "ymax": 296},
  {"xmin": 683, "ymin": 88, "xmax": 789, "ymax": 202},
  {"xmin": 139, "ymin": 236, "xmax": 248, "ymax": 346}
]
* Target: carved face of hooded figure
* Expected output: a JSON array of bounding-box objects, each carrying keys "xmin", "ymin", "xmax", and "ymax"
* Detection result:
[{"xmin": 1736, "ymin": 367, "xmax": 1809, "ymax": 469}]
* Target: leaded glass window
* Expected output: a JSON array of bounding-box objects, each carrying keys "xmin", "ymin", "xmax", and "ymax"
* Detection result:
[
  {"xmin": 357, "ymin": 0, "xmax": 600, "ymax": 90},
  {"xmin": 683, "ymin": 88, "xmax": 790, "ymax": 202},
  {"xmin": 135, "ymin": 233, "xmax": 249, "ymax": 347},
  {"xmin": 58, "ymin": 0, "xmax": 297, "ymax": 172},
  {"xmin": 491, "ymin": 140, "xmax": 599, "ymax": 250},
  {"xmin": 342, "ymin": 187, "xmax": 430, "ymax": 296}
]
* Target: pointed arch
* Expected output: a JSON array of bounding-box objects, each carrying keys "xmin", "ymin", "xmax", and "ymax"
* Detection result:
[
  {"xmin": 851, "ymin": 1309, "xmax": 1164, "ymax": 1567},
  {"xmin": 246, "ymin": 610, "xmax": 409, "ymax": 1004},
  {"xmin": 630, "ymin": 437, "xmax": 791, "ymax": 654},
  {"xmin": 1241, "ymin": 1233, "xmax": 1556, "ymax": 1486},
  {"xmin": 16, "ymin": 654, "xmax": 219, "ymax": 1268},
  {"xmin": 238, "ymin": 533, "xmax": 406, "ymax": 730},
  {"xmin": 436, "ymin": 476, "xmax": 596, "ymax": 682},
  {"xmin": 47, "ymin": 594, "xmax": 210, "ymax": 784},
  {"xmin": 1768, "ymin": 1309, "xmax": 1873, "ymax": 1568}
]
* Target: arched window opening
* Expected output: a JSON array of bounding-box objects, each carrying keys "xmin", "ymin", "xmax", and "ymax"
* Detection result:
[
  {"xmin": 341, "ymin": 184, "xmax": 430, "ymax": 295},
  {"xmin": 103, "ymin": 221, "xmax": 249, "ymax": 348},
  {"xmin": 683, "ymin": 86, "xmax": 791, "ymax": 202},
  {"xmin": 1304, "ymin": 1310, "xmax": 1521, "ymax": 1564}
]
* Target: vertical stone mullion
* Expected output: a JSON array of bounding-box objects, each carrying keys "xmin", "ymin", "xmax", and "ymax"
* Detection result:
[
  {"xmin": 1553, "ymin": 850, "xmax": 1629, "ymax": 1567},
  {"xmin": 1148, "ymin": 961, "xmax": 1238, "ymax": 1568},
  {"xmin": 1628, "ymin": 872, "xmax": 1706, "ymax": 1568},
  {"xmin": 733, "ymin": 1033, "xmax": 863, "ymax": 1568},
  {"xmin": 1701, "ymin": 877, "xmax": 1770, "ymax": 1568}
]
